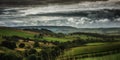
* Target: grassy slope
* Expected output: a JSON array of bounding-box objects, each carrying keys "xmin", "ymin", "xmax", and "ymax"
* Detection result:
[
  {"xmin": 0, "ymin": 36, "xmax": 3, "ymax": 42},
  {"xmin": 0, "ymin": 27, "xmax": 91, "ymax": 42},
  {"xmin": 0, "ymin": 27, "xmax": 119, "ymax": 42},
  {"xmin": 63, "ymin": 42, "xmax": 120, "ymax": 57},
  {"xmin": 43, "ymin": 37, "xmax": 69, "ymax": 42},
  {"xmin": 0, "ymin": 27, "xmax": 37, "ymax": 38},
  {"xmin": 0, "ymin": 27, "xmax": 120, "ymax": 60},
  {"xmin": 78, "ymin": 53, "xmax": 120, "ymax": 60},
  {"xmin": 0, "ymin": 27, "xmax": 69, "ymax": 42},
  {"xmin": 65, "ymin": 35, "xmax": 101, "ymax": 40}
]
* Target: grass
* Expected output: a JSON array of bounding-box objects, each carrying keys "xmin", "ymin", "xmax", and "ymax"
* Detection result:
[
  {"xmin": 79, "ymin": 35, "xmax": 97, "ymax": 40},
  {"xmin": 43, "ymin": 37, "xmax": 69, "ymax": 42},
  {"xmin": 35, "ymin": 48, "xmax": 42, "ymax": 52},
  {"xmin": 0, "ymin": 27, "xmax": 70, "ymax": 42},
  {"xmin": 15, "ymin": 48, "xmax": 26, "ymax": 52},
  {"xmin": 65, "ymin": 35, "xmax": 102, "ymax": 41},
  {"xmin": 0, "ymin": 27, "xmax": 120, "ymax": 44},
  {"xmin": 0, "ymin": 46, "xmax": 12, "ymax": 52},
  {"xmin": 0, "ymin": 36, "xmax": 3, "ymax": 43},
  {"xmin": 0, "ymin": 27, "xmax": 120, "ymax": 60},
  {"xmin": 78, "ymin": 53, "xmax": 120, "ymax": 60},
  {"xmin": 63, "ymin": 42, "xmax": 120, "ymax": 57},
  {"xmin": 0, "ymin": 28, "xmax": 36, "ymax": 39},
  {"xmin": 0, "ymin": 27, "xmax": 119, "ymax": 43},
  {"xmin": 85, "ymin": 43, "xmax": 106, "ymax": 46}
]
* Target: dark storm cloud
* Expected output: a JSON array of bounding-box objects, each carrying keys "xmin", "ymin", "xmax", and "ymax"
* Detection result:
[
  {"xmin": 0, "ymin": 0, "xmax": 120, "ymax": 28},
  {"xmin": 0, "ymin": 0, "xmax": 108, "ymax": 5},
  {"xmin": 28, "ymin": 9, "xmax": 120, "ymax": 20}
]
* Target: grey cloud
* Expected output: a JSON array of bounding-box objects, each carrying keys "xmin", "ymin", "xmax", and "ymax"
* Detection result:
[
  {"xmin": 0, "ymin": 0, "xmax": 120, "ymax": 28},
  {"xmin": 0, "ymin": 0, "xmax": 108, "ymax": 6}
]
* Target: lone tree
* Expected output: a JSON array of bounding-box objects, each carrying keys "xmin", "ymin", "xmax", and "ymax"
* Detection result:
[{"xmin": 38, "ymin": 33, "xmax": 43, "ymax": 39}]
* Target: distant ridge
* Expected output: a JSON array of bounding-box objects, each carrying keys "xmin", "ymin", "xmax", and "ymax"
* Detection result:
[
  {"xmin": 13, "ymin": 26, "xmax": 120, "ymax": 34},
  {"xmin": 0, "ymin": 26, "xmax": 120, "ymax": 34},
  {"xmin": 12, "ymin": 26, "xmax": 78, "ymax": 33},
  {"xmin": 14, "ymin": 26, "xmax": 78, "ymax": 29}
]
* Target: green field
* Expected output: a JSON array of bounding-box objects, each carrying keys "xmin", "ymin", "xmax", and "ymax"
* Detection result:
[
  {"xmin": 0, "ymin": 27, "xmax": 70, "ymax": 42},
  {"xmin": 0, "ymin": 27, "xmax": 120, "ymax": 43},
  {"xmin": 62, "ymin": 42, "xmax": 120, "ymax": 57},
  {"xmin": 85, "ymin": 43, "xmax": 106, "ymax": 46},
  {"xmin": 0, "ymin": 27, "xmax": 36, "ymax": 38},
  {"xmin": 0, "ymin": 27, "xmax": 98, "ymax": 42},
  {"xmin": 43, "ymin": 37, "xmax": 69, "ymax": 42},
  {"xmin": 78, "ymin": 53, "xmax": 120, "ymax": 60}
]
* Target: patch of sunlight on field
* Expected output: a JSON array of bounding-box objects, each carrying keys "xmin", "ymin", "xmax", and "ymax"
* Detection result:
[
  {"xmin": 15, "ymin": 48, "xmax": 25, "ymax": 52},
  {"xmin": 35, "ymin": 48, "xmax": 41, "ymax": 52},
  {"xmin": 85, "ymin": 43, "xmax": 106, "ymax": 46},
  {"xmin": 43, "ymin": 37, "xmax": 69, "ymax": 42},
  {"xmin": 65, "ymin": 35, "xmax": 101, "ymax": 40}
]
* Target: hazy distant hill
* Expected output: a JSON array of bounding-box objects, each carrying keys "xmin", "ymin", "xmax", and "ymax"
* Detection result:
[
  {"xmin": 14, "ymin": 26, "xmax": 120, "ymax": 34},
  {"xmin": 14, "ymin": 26, "xmax": 78, "ymax": 33},
  {"xmin": 79, "ymin": 28, "xmax": 120, "ymax": 34}
]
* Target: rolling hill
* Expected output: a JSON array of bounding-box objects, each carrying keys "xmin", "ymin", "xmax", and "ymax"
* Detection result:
[
  {"xmin": 14, "ymin": 26, "xmax": 120, "ymax": 34},
  {"xmin": 0, "ymin": 27, "xmax": 37, "ymax": 38},
  {"xmin": 0, "ymin": 26, "xmax": 120, "ymax": 60}
]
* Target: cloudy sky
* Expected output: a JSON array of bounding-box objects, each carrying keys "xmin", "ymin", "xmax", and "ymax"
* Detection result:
[{"xmin": 0, "ymin": 0, "xmax": 120, "ymax": 28}]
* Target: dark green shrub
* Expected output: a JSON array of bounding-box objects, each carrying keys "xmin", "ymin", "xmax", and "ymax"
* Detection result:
[
  {"xmin": 1, "ymin": 41, "xmax": 16, "ymax": 49},
  {"xmin": 34, "ymin": 41, "xmax": 40, "ymax": 48},
  {"xmin": 28, "ymin": 48, "xmax": 37, "ymax": 55},
  {"xmin": 19, "ymin": 43, "xmax": 25, "ymax": 48},
  {"xmin": 1, "ymin": 52, "xmax": 22, "ymax": 60},
  {"xmin": 27, "ymin": 54, "xmax": 37, "ymax": 60}
]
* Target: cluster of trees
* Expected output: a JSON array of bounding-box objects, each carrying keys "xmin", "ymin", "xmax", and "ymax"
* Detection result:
[
  {"xmin": 0, "ymin": 40, "xmax": 16, "ymax": 49},
  {"xmin": 0, "ymin": 37, "xmax": 68, "ymax": 60},
  {"xmin": 2, "ymin": 35, "xmax": 30, "ymax": 42},
  {"xmin": 70, "ymin": 32, "xmax": 120, "ymax": 38},
  {"xmin": 0, "ymin": 46, "xmax": 62, "ymax": 60},
  {"xmin": 37, "ymin": 47, "xmax": 62, "ymax": 60},
  {"xmin": 24, "ymin": 47, "xmax": 63, "ymax": 60},
  {"xmin": 70, "ymin": 32, "xmax": 119, "ymax": 42},
  {"xmin": 0, "ymin": 52, "xmax": 22, "ymax": 60}
]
